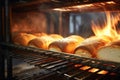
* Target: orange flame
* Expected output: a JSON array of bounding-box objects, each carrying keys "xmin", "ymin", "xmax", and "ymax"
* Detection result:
[
  {"xmin": 80, "ymin": 66, "xmax": 91, "ymax": 70},
  {"xmin": 88, "ymin": 68, "xmax": 99, "ymax": 73},
  {"xmin": 92, "ymin": 11, "xmax": 120, "ymax": 42},
  {"xmin": 74, "ymin": 64, "xmax": 82, "ymax": 67},
  {"xmin": 97, "ymin": 70, "xmax": 108, "ymax": 74}
]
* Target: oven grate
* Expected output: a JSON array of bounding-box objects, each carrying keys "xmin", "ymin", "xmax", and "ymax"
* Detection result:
[{"xmin": 0, "ymin": 43, "xmax": 120, "ymax": 80}]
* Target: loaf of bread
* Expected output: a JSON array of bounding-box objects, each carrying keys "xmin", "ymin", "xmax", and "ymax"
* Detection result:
[
  {"xmin": 13, "ymin": 33, "xmax": 37, "ymax": 46},
  {"xmin": 97, "ymin": 40, "xmax": 120, "ymax": 63},
  {"xmin": 74, "ymin": 36, "xmax": 108, "ymax": 58},
  {"xmin": 107, "ymin": 40, "xmax": 120, "ymax": 46},
  {"xmin": 12, "ymin": 32, "xmax": 26, "ymax": 40},
  {"xmin": 28, "ymin": 34, "xmax": 63, "ymax": 50},
  {"xmin": 49, "ymin": 34, "xmax": 63, "ymax": 40},
  {"xmin": 32, "ymin": 32, "xmax": 47, "ymax": 37},
  {"xmin": 48, "ymin": 35, "xmax": 84, "ymax": 53}
]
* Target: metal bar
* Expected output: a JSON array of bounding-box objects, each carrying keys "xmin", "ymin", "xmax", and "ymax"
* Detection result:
[
  {"xmin": 0, "ymin": 0, "xmax": 3, "ymax": 41},
  {"xmin": 51, "ymin": 62, "xmax": 74, "ymax": 71},
  {"xmin": 6, "ymin": 54, "xmax": 13, "ymax": 80},
  {"xmin": 3, "ymin": 0, "xmax": 13, "ymax": 79},
  {"xmin": 36, "ymin": 63, "xmax": 75, "ymax": 80},
  {"xmin": 25, "ymin": 57, "xmax": 48, "ymax": 63},
  {"xmin": 10, "ymin": 52, "xmax": 48, "ymax": 62},
  {"xmin": 28, "ymin": 57, "xmax": 53, "ymax": 65},
  {"xmin": 64, "ymin": 66, "xmax": 91, "ymax": 80},
  {"xmin": 34, "ymin": 58, "xmax": 58, "ymax": 66},
  {"xmin": 44, "ymin": 61, "xmax": 69, "ymax": 69},
  {"xmin": 4, "ymin": 0, "xmax": 11, "ymax": 42},
  {"xmin": 0, "ymin": 0, "xmax": 5, "ymax": 79},
  {"xmin": 57, "ymin": 64, "xmax": 77, "ymax": 75},
  {"xmin": 40, "ymin": 59, "xmax": 64, "ymax": 68},
  {"xmin": 0, "ymin": 50, "xmax": 5, "ymax": 80}
]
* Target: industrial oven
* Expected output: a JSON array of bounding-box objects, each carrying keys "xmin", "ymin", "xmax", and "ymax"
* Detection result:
[{"xmin": 0, "ymin": 0, "xmax": 120, "ymax": 80}]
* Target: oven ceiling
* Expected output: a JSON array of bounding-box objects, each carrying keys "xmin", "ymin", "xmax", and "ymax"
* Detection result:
[{"xmin": 11, "ymin": 0, "xmax": 120, "ymax": 12}]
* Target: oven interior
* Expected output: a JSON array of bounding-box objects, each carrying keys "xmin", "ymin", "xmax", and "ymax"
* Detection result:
[{"xmin": 0, "ymin": 0, "xmax": 120, "ymax": 80}]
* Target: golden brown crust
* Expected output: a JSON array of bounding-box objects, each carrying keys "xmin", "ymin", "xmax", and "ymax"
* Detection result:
[
  {"xmin": 74, "ymin": 37, "xmax": 107, "ymax": 58},
  {"xmin": 107, "ymin": 40, "xmax": 120, "ymax": 46},
  {"xmin": 12, "ymin": 32, "xmax": 27, "ymax": 41},
  {"xmin": 28, "ymin": 35, "xmax": 62, "ymax": 50},
  {"xmin": 49, "ymin": 34, "xmax": 63, "ymax": 40},
  {"xmin": 74, "ymin": 47, "xmax": 92, "ymax": 58},
  {"xmin": 67, "ymin": 35, "xmax": 84, "ymax": 42},
  {"xmin": 32, "ymin": 32, "xmax": 47, "ymax": 37},
  {"xmin": 49, "ymin": 35, "xmax": 84, "ymax": 53},
  {"xmin": 48, "ymin": 44, "xmax": 62, "ymax": 52},
  {"xmin": 13, "ymin": 33, "xmax": 37, "ymax": 46}
]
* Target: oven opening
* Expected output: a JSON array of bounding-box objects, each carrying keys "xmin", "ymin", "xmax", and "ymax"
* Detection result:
[
  {"xmin": 0, "ymin": 0, "xmax": 120, "ymax": 80},
  {"xmin": 11, "ymin": 9, "xmax": 120, "ymax": 63}
]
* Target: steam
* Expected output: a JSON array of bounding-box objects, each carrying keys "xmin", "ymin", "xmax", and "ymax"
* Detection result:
[{"xmin": 12, "ymin": 12, "xmax": 47, "ymax": 33}]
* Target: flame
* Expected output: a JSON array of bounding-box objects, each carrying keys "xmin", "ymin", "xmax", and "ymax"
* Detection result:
[
  {"xmin": 74, "ymin": 64, "xmax": 82, "ymax": 67},
  {"xmin": 88, "ymin": 68, "xmax": 99, "ymax": 73},
  {"xmin": 92, "ymin": 11, "xmax": 120, "ymax": 42},
  {"xmin": 80, "ymin": 66, "xmax": 91, "ymax": 70},
  {"xmin": 97, "ymin": 70, "xmax": 108, "ymax": 74}
]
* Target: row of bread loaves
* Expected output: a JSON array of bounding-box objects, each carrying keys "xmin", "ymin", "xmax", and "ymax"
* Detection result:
[{"xmin": 13, "ymin": 33, "xmax": 120, "ymax": 62}]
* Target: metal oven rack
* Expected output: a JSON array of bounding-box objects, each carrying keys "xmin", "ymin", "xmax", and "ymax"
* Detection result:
[
  {"xmin": 0, "ymin": 42, "xmax": 120, "ymax": 80},
  {"xmin": 1, "ymin": 0, "xmax": 120, "ymax": 80}
]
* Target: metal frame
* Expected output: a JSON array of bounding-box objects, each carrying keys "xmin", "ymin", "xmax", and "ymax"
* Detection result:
[
  {"xmin": 0, "ymin": 0, "xmax": 120, "ymax": 80},
  {"xmin": 0, "ymin": 0, "xmax": 5, "ymax": 80},
  {"xmin": 0, "ymin": 0, "xmax": 12, "ymax": 80}
]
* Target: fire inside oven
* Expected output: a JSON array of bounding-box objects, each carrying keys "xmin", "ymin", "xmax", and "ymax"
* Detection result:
[
  {"xmin": 1, "ymin": 0, "xmax": 120, "ymax": 80},
  {"xmin": 11, "ymin": 1, "xmax": 120, "ymax": 62}
]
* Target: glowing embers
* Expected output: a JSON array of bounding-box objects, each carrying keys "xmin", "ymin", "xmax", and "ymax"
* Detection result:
[
  {"xmin": 97, "ymin": 70, "xmax": 108, "ymax": 74},
  {"xmin": 73, "ymin": 65, "xmax": 111, "ymax": 80},
  {"xmin": 74, "ymin": 64, "xmax": 82, "ymax": 67},
  {"xmin": 88, "ymin": 68, "xmax": 99, "ymax": 73},
  {"xmin": 80, "ymin": 66, "xmax": 91, "ymax": 70}
]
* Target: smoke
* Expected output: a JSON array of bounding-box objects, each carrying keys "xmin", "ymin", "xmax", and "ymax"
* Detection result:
[{"xmin": 11, "ymin": 11, "xmax": 47, "ymax": 33}]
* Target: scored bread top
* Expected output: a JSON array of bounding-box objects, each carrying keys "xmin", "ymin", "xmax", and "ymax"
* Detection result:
[
  {"xmin": 28, "ymin": 34, "xmax": 63, "ymax": 50},
  {"xmin": 74, "ymin": 36, "xmax": 108, "ymax": 58},
  {"xmin": 13, "ymin": 33, "xmax": 37, "ymax": 46},
  {"xmin": 48, "ymin": 35, "xmax": 84, "ymax": 53}
]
